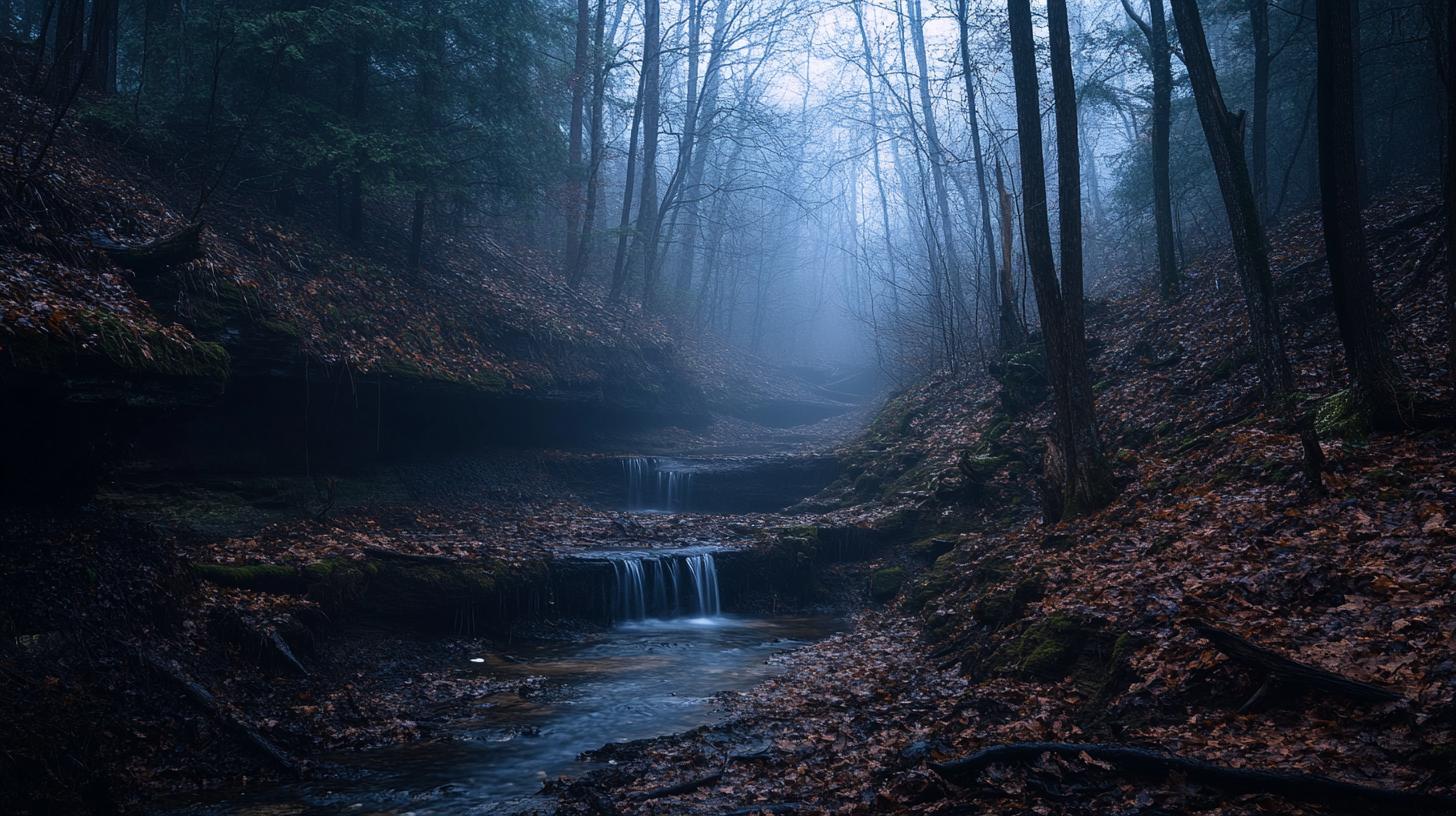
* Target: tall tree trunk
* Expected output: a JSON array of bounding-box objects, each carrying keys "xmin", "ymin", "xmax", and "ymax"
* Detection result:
[
  {"xmin": 957, "ymin": 0, "xmax": 1013, "ymax": 349},
  {"xmin": 84, "ymin": 0, "xmax": 117, "ymax": 93},
  {"xmin": 51, "ymin": 0, "xmax": 84, "ymax": 100},
  {"xmin": 1250, "ymin": 0, "xmax": 1270, "ymax": 223},
  {"xmin": 562, "ymin": 0, "xmax": 590, "ymax": 277},
  {"xmin": 609, "ymin": 73, "xmax": 646, "ymax": 299},
  {"xmin": 908, "ymin": 0, "xmax": 965, "ymax": 354},
  {"xmin": 630, "ymin": 0, "xmax": 662, "ymax": 304},
  {"xmin": 673, "ymin": 0, "xmax": 729, "ymax": 299},
  {"xmin": 1007, "ymin": 0, "xmax": 1115, "ymax": 521},
  {"xmin": 853, "ymin": 0, "xmax": 903, "ymax": 340},
  {"xmin": 995, "ymin": 155, "xmax": 1023, "ymax": 344},
  {"xmin": 1169, "ymin": 0, "xmax": 1323, "ymax": 487},
  {"xmin": 1316, "ymin": 0, "xmax": 1408, "ymax": 428},
  {"xmin": 1169, "ymin": 0, "xmax": 1292, "ymax": 400},
  {"xmin": 347, "ymin": 47, "xmax": 367, "ymax": 242},
  {"xmin": 1447, "ymin": 0, "xmax": 1456, "ymax": 380},
  {"xmin": 570, "ymin": 0, "xmax": 610, "ymax": 286},
  {"xmin": 1048, "ymin": 0, "xmax": 1087, "ymax": 348},
  {"xmin": 1121, "ymin": 0, "xmax": 1179, "ymax": 299}
]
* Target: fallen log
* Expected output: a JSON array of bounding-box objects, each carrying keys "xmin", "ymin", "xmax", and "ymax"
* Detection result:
[
  {"xmin": 1187, "ymin": 619, "xmax": 1401, "ymax": 705},
  {"xmin": 95, "ymin": 222, "xmax": 204, "ymax": 274},
  {"xmin": 141, "ymin": 651, "xmax": 300, "ymax": 775},
  {"xmin": 930, "ymin": 742, "xmax": 1456, "ymax": 813},
  {"xmin": 631, "ymin": 771, "xmax": 722, "ymax": 801}
]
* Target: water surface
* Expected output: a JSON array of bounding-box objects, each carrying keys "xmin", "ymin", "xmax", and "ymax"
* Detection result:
[{"xmin": 182, "ymin": 615, "xmax": 838, "ymax": 815}]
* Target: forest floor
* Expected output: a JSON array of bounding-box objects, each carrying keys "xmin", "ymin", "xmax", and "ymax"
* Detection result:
[{"xmin": 550, "ymin": 189, "xmax": 1456, "ymax": 815}]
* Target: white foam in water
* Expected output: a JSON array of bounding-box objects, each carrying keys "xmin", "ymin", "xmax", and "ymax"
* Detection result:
[{"xmin": 609, "ymin": 551, "xmax": 722, "ymax": 623}]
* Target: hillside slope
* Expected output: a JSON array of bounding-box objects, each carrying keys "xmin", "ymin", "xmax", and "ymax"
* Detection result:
[{"xmin": 556, "ymin": 189, "xmax": 1456, "ymax": 814}]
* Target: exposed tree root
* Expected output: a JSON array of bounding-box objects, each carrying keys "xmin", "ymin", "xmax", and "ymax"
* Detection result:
[{"xmin": 930, "ymin": 742, "xmax": 1453, "ymax": 812}]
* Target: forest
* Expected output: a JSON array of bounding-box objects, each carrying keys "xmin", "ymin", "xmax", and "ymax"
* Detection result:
[{"xmin": 1, "ymin": 0, "xmax": 1454, "ymax": 813}]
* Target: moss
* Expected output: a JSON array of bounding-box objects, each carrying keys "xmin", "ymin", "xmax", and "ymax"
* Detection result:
[
  {"xmin": 989, "ymin": 346, "xmax": 1048, "ymax": 416},
  {"xmin": 971, "ymin": 577, "xmax": 1043, "ymax": 629},
  {"xmin": 193, "ymin": 562, "xmax": 305, "ymax": 593},
  {"xmin": 869, "ymin": 566, "xmax": 907, "ymax": 602},
  {"xmin": 989, "ymin": 614, "xmax": 1092, "ymax": 680},
  {"xmin": 1211, "ymin": 347, "xmax": 1257, "ymax": 381},
  {"xmin": 1315, "ymin": 388, "xmax": 1370, "ymax": 441},
  {"xmin": 53, "ymin": 310, "xmax": 232, "ymax": 380}
]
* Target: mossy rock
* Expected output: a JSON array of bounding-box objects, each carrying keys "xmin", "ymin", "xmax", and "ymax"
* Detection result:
[
  {"xmin": 192, "ymin": 562, "xmax": 306, "ymax": 593},
  {"xmin": 870, "ymin": 566, "xmax": 907, "ymax": 602},
  {"xmin": 1315, "ymin": 388, "xmax": 1370, "ymax": 441},
  {"xmin": 989, "ymin": 614, "xmax": 1090, "ymax": 679},
  {"xmin": 908, "ymin": 535, "xmax": 957, "ymax": 561},
  {"xmin": 989, "ymin": 347, "xmax": 1048, "ymax": 416},
  {"xmin": 970, "ymin": 577, "xmax": 1043, "ymax": 629}
]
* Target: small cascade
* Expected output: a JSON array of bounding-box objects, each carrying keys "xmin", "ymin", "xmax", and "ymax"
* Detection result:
[
  {"xmin": 606, "ymin": 551, "xmax": 722, "ymax": 621},
  {"xmin": 621, "ymin": 457, "xmax": 695, "ymax": 512}
]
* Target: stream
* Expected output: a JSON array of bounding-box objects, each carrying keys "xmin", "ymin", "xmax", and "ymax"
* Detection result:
[{"xmin": 183, "ymin": 613, "xmax": 840, "ymax": 814}]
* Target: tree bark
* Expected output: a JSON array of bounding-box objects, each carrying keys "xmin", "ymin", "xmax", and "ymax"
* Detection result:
[
  {"xmin": 995, "ymin": 156, "xmax": 1023, "ymax": 345},
  {"xmin": 1250, "ymin": 0, "xmax": 1270, "ymax": 223},
  {"xmin": 609, "ymin": 72, "xmax": 646, "ymax": 299},
  {"xmin": 1008, "ymin": 0, "xmax": 1115, "ymax": 520},
  {"xmin": 569, "ymin": 0, "xmax": 610, "ymax": 286},
  {"xmin": 1316, "ymin": 0, "xmax": 1408, "ymax": 428},
  {"xmin": 629, "ymin": 0, "xmax": 662, "ymax": 304},
  {"xmin": 673, "ymin": 0, "xmax": 729, "ymax": 299},
  {"xmin": 1124, "ymin": 0, "xmax": 1180, "ymax": 299},
  {"xmin": 562, "ymin": 0, "xmax": 590, "ymax": 278},
  {"xmin": 51, "ymin": 0, "xmax": 85, "ymax": 100},
  {"xmin": 1448, "ymin": 0, "xmax": 1456, "ymax": 380},
  {"xmin": 84, "ymin": 0, "xmax": 117, "ymax": 94},
  {"xmin": 908, "ymin": 0, "xmax": 965, "ymax": 353},
  {"xmin": 1168, "ymin": 0, "xmax": 1293, "ymax": 401},
  {"xmin": 957, "ymin": 0, "xmax": 1012, "ymax": 349},
  {"xmin": 1170, "ymin": 0, "xmax": 1323, "ymax": 489}
]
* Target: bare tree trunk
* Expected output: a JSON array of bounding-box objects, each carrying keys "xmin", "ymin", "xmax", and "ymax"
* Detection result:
[
  {"xmin": 346, "ymin": 46, "xmax": 367, "ymax": 242},
  {"xmin": 570, "ymin": 0, "xmax": 610, "ymax": 286},
  {"xmin": 995, "ymin": 155, "xmax": 1024, "ymax": 345},
  {"xmin": 957, "ymin": 0, "xmax": 1011, "ymax": 349},
  {"xmin": 85, "ymin": 0, "xmax": 117, "ymax": 94},
  {"xmin": 630, "ymin": 0, "xmax": 662, "ymax": 304},
  {"xmin": 1316, "ymin": 0, "xmax": 1408, "ymax": 428},
  {"xmin": 1448, "ymin": 0, "xmax": 1456, "ymax": 380},
  {"xmin": 908, "ymin": 0, "xmax": 965, "ymax": 352},
  {"xmin": 854, "ymin": 0, "xmax": 903, "ymax": 338},
  {"xmin": 1170, "ymin": 0, "xmax": 1323, "ymax": 487},
  {"xmin": 673, "ymin": 0, "xmax": 729, "ymax": 300},
  {"xmin": 1122, "ymin": 0, "xmax": 1179, "ymax": 299},
  {"xmin": 51, "ymin": 0, "xmax": 84, "ymax": 100},
  {"xmin": 1008, "ymin": 0, "xmax": 1115, "ymax": 520},
  {"xmin": 1250, "ymin": 0, "xmax": 1270, "ymax": 222},
  {"xmin": 562, "ymin": 0, "xmax": 591, "ymax": 277},
  {"xmin": 609, "ymin": 73, "xmax": 646, "ymax": 299}
]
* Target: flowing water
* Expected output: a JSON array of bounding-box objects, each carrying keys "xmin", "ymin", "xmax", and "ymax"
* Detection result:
[
  {"xmin": 177, "ymin": 549, "xmax": 836, "ymax": 815},
  {"xmin": 622, "ymin": 457, "xmax": 696, "ymax": 512}
]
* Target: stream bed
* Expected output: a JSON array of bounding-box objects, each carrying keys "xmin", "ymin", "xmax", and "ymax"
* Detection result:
[{"xmin": 182, "ymin": 615, "xmax": 841, "ymax": 815}]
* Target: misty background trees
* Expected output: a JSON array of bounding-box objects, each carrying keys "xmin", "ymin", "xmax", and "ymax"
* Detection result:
[{"xmin": 3, "ymin": 0, "xmax": 1451, "ymax": 514}]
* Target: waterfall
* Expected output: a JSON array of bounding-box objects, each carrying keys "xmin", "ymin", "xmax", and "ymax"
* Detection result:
[
  {"xmin": 621, "ymin": 457, "xmax": 695, "ymax": 512},
  {"xmin": 607, "ymin": 551, "xmax": 722, "ymax": 622}
]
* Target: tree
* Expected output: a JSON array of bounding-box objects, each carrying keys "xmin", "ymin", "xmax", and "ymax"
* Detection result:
[
  {"xmin": 85, "ymin": 0, "xmax": 119, "ymax": 94},
  {"xmin": 1121, "ymin": 0, "xmax": 1178, "ymax": 299},
  {"xmin": 1315, "ymin": 0, "xmax": 1408, "ymax": 428},
  {"xmin": 1249, "ymin": 0, "xmax": 1270, "ymax": 222},
  {"xmin": 1169, "ymin": 0, "xmax": 1323, "ymax": 487},
  {"xmin": 956, "ymin": 0, "xmax": 1017, "ymax": 349},
  {"xmin": 562, "ymin": 0, "xmax": 591, "ymax": 277},
  {"xmin": 1007, "ymin": 0, "xmax": 1115, "ymax": 520},
  {"xmin": 569, "ymin": 0, "xmax": 611, "ymax": 285},
  {"xmin": 907, "ymin": 0, "xmax": 964, "ymax": 358},
  {"xmin": 628, "ymin": 0, "xmax": 663, "ymax": 303}
]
